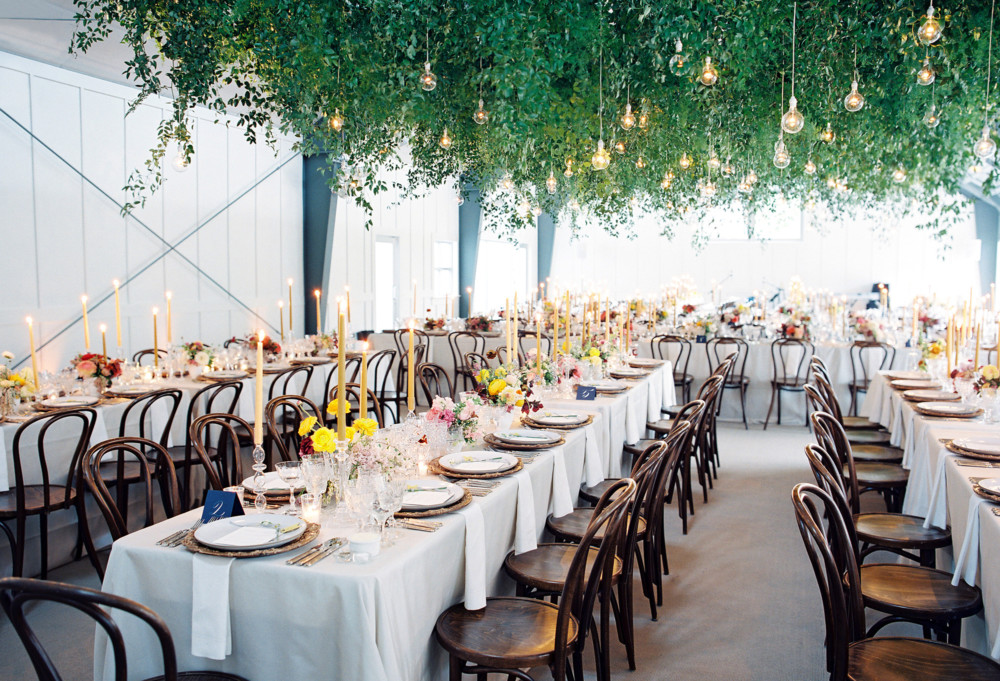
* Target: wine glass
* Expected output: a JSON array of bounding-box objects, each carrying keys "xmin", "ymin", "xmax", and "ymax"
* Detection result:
[
  {"xmin": 275, "ymin": 461, "xmax": 303, "ymax": 515},
  {"xmin": 378, "ymin": 476, "xmax": 408, "ymax": 545},
  {"xmin": 300, "ymin": 453, "xmax": 329, "ymax": 496}
]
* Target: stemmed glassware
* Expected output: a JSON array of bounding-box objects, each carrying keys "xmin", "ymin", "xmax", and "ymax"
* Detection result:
[
  {"xmin": 375, "ymin": 475, "xmax": 407, "ymax": 545},
  {"xmin": 251, "ymin": 444, "xmax": 267, "ymax": 511},
  {"xmin": 275, "ymin": 461, "xmax": 303, "ymax": 515}
]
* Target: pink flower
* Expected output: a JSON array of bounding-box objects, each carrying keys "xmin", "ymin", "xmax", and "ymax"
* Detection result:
[{"xmin": 76, "ymin": 360, "xmax": 96, "ymax": 378}]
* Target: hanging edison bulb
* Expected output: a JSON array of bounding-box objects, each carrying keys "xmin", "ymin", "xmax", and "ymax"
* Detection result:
[
  {"xmin": 592, "ymin": 139, "xmax": 611, "ymax": 170},
  {"xmin": 614, "ymin": 139, "xmax": 626, "ymax": 155},
  {"xmin": 635, "ymin": 155, "xmax": 647, "ymax": 169},
  {"xmin": 820, "ymin": 122, "xmax": 836, "ymax": 143},
  {"xmin": 974, "ymin": 125, "xmax": 997, "ymax": 160},
  {"xmin": 621, "ymin": 102, "xmax": 636, "ymax": 130},
  {"xmin": 420, "ymin": 62, "xmax": 437, "ymax": 91},
  {"xmin": 456, "ymin": 193, "xmax": 465, "ymax": 206},
  {"xmin": 668, "ymin": 39, "xmax": 690, "ymax": 76},
  {"xmin": 700, "ymin": 179, "xmax": 718, "ymax": 198},
  {"xmin": 721, "ymin": 158, "xmax": 735, "ymax": 176},
  {"xmin": 329, "ymin": 108, "xmax": 345, "ymax": 132},
  {"xmin": 172, "ymin": 150, "xmax": 190, "ymax": 172},
  {"xmin": 500, "ymin": 172, "xmax": 514, "ymax": 191},
  {"xmin": 826, "ymin": 176, "xmax": 837, "ymax": 189},
  {"xmin": 918, "ymin": 2, "xmax": 943, "ymax": 45},
  {"xmin": 843, "ymin": 81, "xmax": 865, "ymax": 112},
  {"xmin": 773, "ymin": 136, "xmax": 791, "ymax": 169},
  {"xmin": 473, "ymin": 99, "xmax": 489, "ymax": 125},
  {"xmin": 776, "ymin": 190, "xmax": 788, "ymax": 208},
  {"xmin": 564, "ymin": 158, "xmax": 574, "ymax": 177},
  {"xmin": 679, "ymin": 152, "xmax": 692, "ymax": 170},
  {"xmin": 916, "ymin": 58, "xmax": 935, "ymax": 86},
  {"xmin": 698, "ymin": 57, "xmax": 719, "ymax": 86},
  {"xmin": 805, "ymin": 194, "xmax": 817, "ymax": 211},
  {"xmin": 638, "ymin": 111, "xmax": 649, "ymax": 129},
  {"xmin": 892, "ymin": 165, "xmax": 907, "ymax": 183},
  {"xmin": 804, "ymin": 159, "xmax": 817, "ymax": 175},
  {"xmin": 518, "ymin": 198, "xmax": 532, "ymax": 216},
  {"xmin": 660, "ymin": 170, "xmax": 673, "ymax": 190},
  {"xmin": 781, "ymin": 96, "xmax": 805, "ymax": 134},
  {"xmin": 349, "ymin": 174, "xmax": 361, "ymax": 193},
  {"xmin": 923, "ymin": 104, "xmax": 941, "ymax": 128},
  {"xmin": 747, "ymin": 168, "xmax": 759, "ymax": 184},
  {"xmin": 738, "ymin": 177, "xmax": 752, "ymax": 194},
  {"xmin": 707, "ymin": 153, "xmax": 721, "ymax": 170},
  {"xmin": 438, "ymin": 127, "xmax": 453, "ymax": 150},
  {"xmin": 836, "ymin": 178, "xmax": 848, "ymax": 193},
  {"xmin": 629, "ymin": 196, "xmax": 639, "ymax": 210},
  {"xmin": 532, "ymin": 204, "xmax": 543, "ymax": 217},
  {"xmin": 546, "ymin": 171, "xmax": 558, "ymax": 194},
  {"xmin": 568, "ymin": 198, "xmax": 581, "ymax": 211}
]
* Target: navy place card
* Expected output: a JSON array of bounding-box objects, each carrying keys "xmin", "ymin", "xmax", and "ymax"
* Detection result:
[
  {"xmin": 576, "ymin": 385, "xmax": 598, "ymax": 400},
  {"xmin": 201, "ymin": 490, "xmax": 244, "ymax": 523}
]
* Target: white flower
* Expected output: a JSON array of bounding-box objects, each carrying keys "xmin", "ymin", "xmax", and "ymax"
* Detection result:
[
  {"xmin": 1, "ymin": 351, "xmax": 14, "ymax": 361},
  {"xmin": 194, "ymin": 351, "xmax": 210, "ymax": 366}
]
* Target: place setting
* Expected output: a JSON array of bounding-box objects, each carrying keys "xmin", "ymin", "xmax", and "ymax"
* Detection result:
[
  {"xmin": 901, "ymin": 388, "xmax": 959, "ymax": 402},
  {"xmin": 484, "ymin": 428, "xmax": 566, "ymax": 452},
  {"xmin": 945, "ymin": 437, "xmax": 1000, "ymax": 462},
  {"xmin": 522, "ymin": 409, "xmax": 594, "ymax": 430},
  {"xmin": 913, "ymin": 400, "xmax": 984, "ymax": 419},
  {"xmin": 428, "ymin": 450, "xmax": 523, "ymax": 480},
  {"xmin": 197, "ymin": 369, "xmax": 249, "ymax": 382}
]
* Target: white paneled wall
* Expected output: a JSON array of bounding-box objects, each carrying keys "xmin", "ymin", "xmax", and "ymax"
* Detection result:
[
  {"xmin": 0, "ymin": 51, "xmax": 302, "ymax": 372},
  {"xmin": 550, "ymin": 203, "xmax": 981, "ymax": 302}
]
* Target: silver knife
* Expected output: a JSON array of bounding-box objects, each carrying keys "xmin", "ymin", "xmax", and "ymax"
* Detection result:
[{"xmin": 300, "ymin": 538, "xmax": 346, "ymax": 567}]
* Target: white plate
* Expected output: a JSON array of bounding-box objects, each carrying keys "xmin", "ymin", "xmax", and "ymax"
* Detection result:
[
  {"xmin": 916, "ymin": 401, "xmax": 980, "ymax": 415},
  {"xmin": 492, "ymin": 429, "xmax": 561, "ymax": 445},
  {"xmin": 111, "ymin": 384, "xmax": 158, "ymax": 395},
  {"xmin": 291, "ymin": 356, "xmax": 330, "ymax": 364},
  {"xmin": 203, "ymin": 370, "xmax": 248, "ymax": 380},
  {"xmin": 400, "ymin": 481, "xmax": 464, "ymax": 510},
  {"xmin": 532, "ymin": 411, "xmax": 589, "ymax": 426},
  {"xmin": 240, "ymin": 471, "xmax": 305, "ymax": 494},
  {"xmin": 891, "ymin": 379, "xmax": 940, "ymax": 390},
  {"xmin": 611, "ymin": 368, "xmax": 646, "ymax": 377},
  {"xmin": 194, "ymin": 514, "xmax": 306, "ymax": 550},
  {"xmin": 581, "ymin": 379, "xmax": 624, "ymax": 391},
  {"xmin": 438, "ymin": 450, "xmax": 519, "ymax": 474},
  {"xmin": 39, "ymin": 396, "xmax": 99, "ymax": 408},
  {"xmin": 903, "ymin": 389, "xmax": 958, "ymax": 402},
  {"xmin": 886, "ymin": 370, "xmax": 929, "ymax": 380},
  {"xmin": 977, "ymin": 478, "xmax": 1000, "ymax": 495},
  {"xmin": 952, "ymin": 438, "xmax": 1000, "ymax": 456},
  {"xmin": 629, "ymin": 359, "xmax": 663, "ymax": 368}
]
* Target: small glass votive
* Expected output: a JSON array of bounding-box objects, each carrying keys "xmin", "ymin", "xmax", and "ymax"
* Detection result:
[
  {"xmin": 348, "ymin": 530, "xmax": 381, "ymax": 562},
  {"xmin": 223, "ymin": 486, "xmax": 245, "ymax": 506},
  {"xmin": 299, "ymin": 493, "xmax": 322, "ymax": 524}
]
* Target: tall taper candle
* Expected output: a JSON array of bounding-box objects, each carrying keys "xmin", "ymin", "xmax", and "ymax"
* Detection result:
[
  {"xmin": 26, "ymin": 317, "xmax": 39, "ymax": 383},
  {"xmin": 278, "ymin": 301, "xmax": 285, "ymax": 342},
  {"xmin": 467, "ymin": 286, "xmax": 473, "ymax": 317},
  {"xmin": 513, "ymin": 293, "xmax": 519, "ymax": 355},
  {"xmin": 359, "ymin": 341, "xmax": 368, "ymax": 417},
  {"xmin": 975, "ymin": 323, "xmax": 982, "ymax": 367},
  {"xmin": 314, "ymin": 289, "xmax": 322, "ymax": 335},
  {"xmin": 287, "ymin": 278, "xmax": 294, "ymax": 333},
  {"xmin": 407, "ymin": 323, "xmax": 415, "ymax": 414},
  {"xmin": 337, "ymin": 300, "xmax": 347, "ymax": 439},
  {"xmin": 947, "ymin": 318, "xmax": 953, "ymax": 374},
  {"xmin": 165, "ymin": 291, "xmax": 172, "ymax": 344},
  {"xmin": 505, "ymin": 297, "xmax": 511, "ymax": 361},
  {"xmin": 152, "ymin": 308, "xmax": 159, "ymax": 369},
  {"xmin": 535, "ymin": 313, "xmax": 542, "ymax": 373},
  {"xmin": 254, "ymin": 330, "xmax": 264, "ymax": 445},
  {"xmin": 100, "ymin": 324, "xmax": 107, "ymax": 359},
  {"xmin": 81, "ymin": 295, "xmax": 91, "ymax": 350},
  {"xmin": 553, "ymin": 305, "xmax": 559, "ymax": 359},
  {"xmin": 113, "ymin": 280, "xmax": 122, "ymax": 347},
  {"xmin": 345, "ymin": 285, "xmax": 352, "ymax": 323}
]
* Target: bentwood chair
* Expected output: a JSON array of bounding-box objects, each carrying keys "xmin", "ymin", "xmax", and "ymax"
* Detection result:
[
  {"xmin": 706, "ymin": 337, "xmax": 750, "ymax": 429},
  {"xmin": 791, "ymin": 484, "xmax": 994, "ymax": 681},
  {"xmin": 418, "ymin": 362, "xmax": 455, "ymax": 404},
  {"xmin": 448, "ymin": 331, "xmax": 486, "ymax": 393},
  {"xmin": 328, "ymin": 383, "xmax": 384, "ymax": 428},
  {"xmin": 391, "ymin": 343, "xmax": 427, "ymax": 421},
  {"xmin": 265, "ymin": 395, "xmax": 322, "ymax": 462},
  {"xmin": 190, "ymin": 413, "xmax": 254, "ymax": 493},
  {"xmin": 365, "ymin": 349, "xmax": 397, "ymax": 425},
  {"xmin": 809, "ymin": 357, "xmax": 885, "ymax": 432},
  {"xmin": 0, "ymin": 577, "xmax": 250, "ymax": 681},
  {"xmin": 495, "ymin": 346, "xmax": 522, "ymax": 367},
  {"xmin": 518, "ymin": 330, "xmax": 552, "ymax": 364},
  {"xmin": 651, "ymin": 335, "xmax": 694, "ymax": 404},
  {"xmin": 464, "ymin": 351, "xmax": 492, "ymax": 380},
  {"xmin": 804, "ymin": 382, "xmax": 902, "ymax": 465},
  {"xmin": 131, "ymin": 348, "xmax": 167, "ymax": 366},
  {"xmin": 763, "ymin": 338, "xmax": 814, "ymax": 429},
  {"xmin": 435, "ymin": 479, "xmax": 636, "ymax": 681},
  {"xmin": 322, "ymin": 356, "xmax": 361, "ymax": 410},
  {"xmin": 0, "ymin": 409, "xmax": 99, "ymax": 578},
  {"xmin": 849, "ymin": 341, "xmax": 895, "ymax": 416},
  {"xmin": 268, "ymin": 365, "xmax": 314, "ymax": 401}
]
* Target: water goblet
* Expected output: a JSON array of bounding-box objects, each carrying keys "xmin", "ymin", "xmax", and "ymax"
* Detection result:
[
  {"xmin": 275, "ymin": 461, "xmax": 303, "ymax": 515},
  {"xmin": 251, "ymin": 444, "xmax": 267, "ymax": 511}
]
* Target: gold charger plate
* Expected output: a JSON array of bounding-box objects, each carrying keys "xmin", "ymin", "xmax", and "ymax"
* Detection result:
[
  {"xmin": 522, "ymin": 414, "xmax": 595, "ymax": 431},
  {"xmin": 394, "ymin": 487, "xmax": 473, "ymax": 518},
  {"xmin": 484, "ymin": 433, "xmax": 566, "ymax": 451},
  {"xmin": 970, "ymin": 478, "xmax": 1000, "ymax": 504},
  {"xmin": 181, "ymin": 522, "xmax": 320, "ymax": 558},
  {"xmin": 610, "ymin": 370, "xmax": 650, "ymax": 380},
  {"xmin": 914, "ymin": 405, "xmax": 983, "ymax": 419},
  {"xmin": 428, "ymin": 455, "xmax": 523, "ymax": 480},
  {"xmin": 290, "ymin": 357, "xmax": 331, "ymax": 366},
  {"xmin": 945, "ymin": 440, "xmax": 1000, "ymax": 462}
]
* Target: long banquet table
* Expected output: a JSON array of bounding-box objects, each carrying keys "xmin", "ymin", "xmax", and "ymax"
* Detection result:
[
  {"xmin": 861, "ymin": 372, "xmax": 1000, "ymax": 659},
  {"xmin": 94, "ymin": 365, "xmax": 671, "ymax": 681}
]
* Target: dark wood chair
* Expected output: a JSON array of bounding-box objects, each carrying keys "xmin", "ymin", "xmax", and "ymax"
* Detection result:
[
  {"xmin": 448, "ymin": 331, "xmax": 486, "ymax": 393},
  {"xmin": 268, "ymin": 365, "xmax": 314, "ymax": 401},
  {"xmin": 265, "ymin": 395, "xmax": 322, "ymax": 462},
  {"xmin": 131, "ymin": 348, "xmax": 167, "ymax": 366},
  {"xmin": 0, "ymin": 576, "xmax": 250, "ymax": 681},
  {"xmin": 435, "ymin": 478, "xmax": 636, "ymax": 681},
  {"xmin": 808, "ymin": 371, "xmax": 898, "ymax": 459},
  {"xmin": 803, "ymin": 442, "xmax": 950, "ymax": 568},
  {"xmin": 117, "ymin": 388, "xmax": 183, "ymax": 446},
  {"xmin": 791, "ymin": 483, "xmax": 996, "ymax": 681},
  {"xmin": 190, "ymin": 413, "xmax": 254, "ymax": 492},
  {"xmin": 810, "ymin": 357, "xmax": 885, "ymax": 432},
  {"xmin": 391, "ymin": 339, "xmax": 427, "ymax": 419},
  {"xmin": 322, "ymin": 356, "xmax": 361, "ymax": 411},
  {"xmin": 706, "ymin": 337, "xmax": 750, "ymax": 429},
  {"xmin": 849, "ymin": 341, "xmax": 895, "ymax": 416},
  {"xmin": 418, "ymin": 362, "xmax": 454, "ymax": 404},
  {"xmin": 165, "ymin": 380, "xmax": 242, "ymax": 510},
  {"xmin": 329, "ymin": 383, "xmax": 384, "ymax": 428},
  {"xmin": 518, "ymin": 329, "xmax": 552, "ymax": 364},
  {"xmin": 652, "ymin": 334, "xmax": 694, "ymax": 404},
  {"xmin": 763, "ymin": 337, "xmax": 814, "ymax": 429},
  {"xmin": 464, "ymin": 351, "xmax": 492, "ymax": 382},
  {"xmin": 0, "ymin": 409, "xmax": 99, "ymax": 578},
  {"xmin": 495, "ymin": 346, "xmax": 521, "ymax": 367},
  {"xmin": 365, "ymin": 348, "xmax": 397, "ymax": 425}
]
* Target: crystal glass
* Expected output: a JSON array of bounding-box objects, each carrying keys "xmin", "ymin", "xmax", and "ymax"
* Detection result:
[
  {"xmin": 275, "ymin": 461, "xmax": 303, "ymax": 515},
  {"xmin": 251, "ymin": 444, "xmax": 267, "ymax": 511},
  {"xmin": 377, "ymin": 476, "xmax": 408, "ymax": 545},
  {"xmin": 300, "ymin": 453, "xmax": 329, "ymax": 495}
]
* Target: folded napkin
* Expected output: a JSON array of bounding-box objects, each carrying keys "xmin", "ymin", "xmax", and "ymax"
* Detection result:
[
  {"xmin": 191, "ymin": 555, "xmax": 235, "ymax": 660},
  {"xmin": 404, "ymin": 490, "xmax": 452, "ymax": 507},
  {"xmin": 211, "ymin": 526, "xmax": 276, "ymax": 548},
  {"xmin": 922, "ymin": 454, "xmax": 952, "ymax": 530},
  {"xmin": 549, "ymin": 446, "xmax": 574, "ymax": 518},
  {"xmin": 0, "ymin": 427, "xmax": 8, "ymax": 493},
  {"xmin": 952, "ymin": 494, "xmax": 989, "ymax": 586},
  {"xmin": 513, "ymin": 470, "xmax": 537, "ymax": 554},
  {"xmin": 582, "ymin": 424, "xmax": 604, "ymax": 487},
  {"xmin": 458, "ymin": 503, "xmax": 486, "ymax": 610},
  {"xmin": 452, "ymin": 460, "xmax": 505, "ymax": 473}
]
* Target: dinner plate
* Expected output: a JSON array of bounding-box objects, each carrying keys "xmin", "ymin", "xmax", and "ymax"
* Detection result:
[
  {"xmin": 492, "ymin": 429, "xmax": 562, "ymax": 445},
  {"xmin": 915, "ymin": 401, "xmax": 981, "ymax": 416},
  {"xmin": 109, "ymin": 383, "xmax": 158, "ymax": 396},
  {"xmin": 581, "ymin": 379, "xmax": 624, "ymax": 391},
  {"xmin": 38, "ymin": 395, "xmax": 99, "ymax": 409},
  {"xmin": 240, "ymin": 471, "xmax": 305, "ymax": 495},
  {"xmin": 977, "ymin": 478, "xmax": 1000, "ymax": 495},
  {"xmin": 437, "ymin": 450, "xmax": 519, "ymax": 474},
  {"xmin": 202, "ymin": 370, "xmax": 248, "ymax": 380},
  {"xmin": 290, "ymin": 356, "xmax": 330, "ymax": 365},
  {"xmin": 400, "ymin": 480, "xmax": 464, "ymax": 510},
  {"xmin": 952, "ymin": 438, "xmax": 1000, "ymax": 456},
  {"xmin": 902, "ymin": 389, "xmax": 958, "ymax": 402},
  {"xmin": 885, "ymin": 370, "xmax": 929, "ymax": 380},
  {"xmin": 610, "ymin": 368, "xmax": 647, "ymax": 378},
  {"xmin": 891, "ymin": 379, "xmax": 940, "ymax": 390},
  {"xmin": 531, "ymin": 411, "xmax": 590, "ymax": 426},
  {"xmin": 193, "ymin": 514, "xmax": 306, "ymax": 551},
  {"xmin": 628, "ymin": 359, "xmax": 663, "ymax": 368}
]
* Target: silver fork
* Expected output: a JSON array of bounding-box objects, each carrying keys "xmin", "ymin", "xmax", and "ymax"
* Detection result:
[
  {"xmin": 286, "ymin": 537, "xmax": 340, "ymax": 565},
  {"xmin": 157, "ymin": 519, "xmax": 204, "ymax": 547},
  {"xmin": 300, "ymin": 538, "xmax": 347, "ymax": 567}
]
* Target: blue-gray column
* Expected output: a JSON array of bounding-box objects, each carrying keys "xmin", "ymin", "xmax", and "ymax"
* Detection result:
[
  {"xmin": 302, "ymin": 154, "xmax": 339, "ymax": 334},
  {"xmin": 458, "ymin": 185, "xmax": 482, "ymax": 318},
  {"xmin": 537, "ymin": 212, "xmax": 557, "ymax": 287},
  {"xmin": 974, "ymin": 199, "xmax": 999, "ymax": 293}
]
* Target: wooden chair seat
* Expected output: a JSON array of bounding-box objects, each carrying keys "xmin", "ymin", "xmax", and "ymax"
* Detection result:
[
  {"xmin": 848, "ymin": 430, "xmax": 893, "ymax": 446},
  {"xmin": 147, "ymin": 674, "xmax": 250, "ymax": 681},
  {"xmin": 623, "ymin": 439, "xmax": 658, "ymax": 460},
  {"xmin": 546, "ymin": 508, "xmax": 646, "ymax": 542},
  {"xmin": 674, "ymin": 374, "xmax": 694, "ymax": 386},
  {"xmin": 435, "ymin": 596, "xmax": 579, "ymax": 669},
  {"xmin": 661, "ymin": 404, "xmax": 682, "ymax": 417},
  {"xmin": 851, "ymin": 462, "xmax": 909, "ymax": 488},
  {"xmin": 771, "ymin": 377, "xmax": 808, "ymax": 388},
  {"xmin": 848, "ymin": 636, "xmax": 1000, "ymax": 680},
  {"xmin": 579, "ymin": 479, "xmax": 620, "ymax": 506},
  {"xmin": 843, "ymin": 416, "xmax": 882, "ymax": 430},
  {"xmin": 0, "ymin": 486, "xmax": 77, "ymax": 517},
  {"xmin": 855, "ymin": 513, "xmax": 951, "ymax": 550},
  {"xmin": 852, "ymin": 444, "xmax": 904, "ymax": 463},
  {"xmin": 860, "ymin": 564, "xmax": 982, "ymax": 619},
  {"xmin": 646, "ymin": 419, "xmax": 673, "ymax": 436},
  {"xmin": 725, "ymin": 376, "xmax": 751, "ymax": 386},
  {"xmin": 503, "ymin": 543, "xmax": 622, "ymax": 593}
]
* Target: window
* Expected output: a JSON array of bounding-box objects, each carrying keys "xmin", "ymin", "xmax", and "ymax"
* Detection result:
[
  {"xmin": 433, "ymin": 241, "xmax": 458, "ymax": 313},
  {"xmin": 708, "ymin": 204, "xmax": 803, "ymax": 241},
  {"xmin": 374, "ymin": 237, "xmax": 398, "ymax": 331},
  {"xmin": 474, "ymin": 240, "xmax": 528, "ymax": 314}
]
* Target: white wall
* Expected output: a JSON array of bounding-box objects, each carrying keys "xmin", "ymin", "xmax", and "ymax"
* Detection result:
[
  {"xmin": 0, "ymin": 51, "xmax": 302, "ymax": 372},
  {"xmin": 550, "ymin": 201, "xmax": 981, "ymax": 304}
]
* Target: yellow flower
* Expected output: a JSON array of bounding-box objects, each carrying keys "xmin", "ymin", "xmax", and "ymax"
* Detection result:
[
  {"xmin": 326, "ymin": 398, "xmax": 342, "ymax": 415},
  {"xmin": 589, "ymin": 347, "xmax": 600, "ymax": 357},
  {"xmin": 495, "ymin": 367, "xmax": 507, "ymax": 378},
  {"xmin": 312, "ymin": 427, "xmax": 335, "ymax": 452},
  {"xmin": 477, "ymin": 368, "xmax": 490, "ymax": 383},
  {"xmin": 983, "ymin": 365, "xmax": 1000, "ymax": 381},
  {"xmin": 515, "ymin": 399, "xmax": 524, "ymax": 407},
  {"xmin": 488, "ymin": 378, "xmax": 506, "ymax": 396},
  {"xmin": 345, "ymin": 426, "xmax": 357, "ymax": 441},
  {"xmin": 297, "ymin": 416, "xmax": 317, "ymax": 436},
  {"xmin": 354, "ymin": 418, "xmax": 378, "ymax": 437}
]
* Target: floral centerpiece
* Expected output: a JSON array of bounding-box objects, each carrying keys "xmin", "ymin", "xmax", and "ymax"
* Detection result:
[
  {"xmin": 247, "ymin": 331, "xmax": 282, "ymax": 358},
  {"xmin": 425, "ymin": 395, "xmax": 483, "ymax": 444},
  {"xmin": 1, "ymin": 352, "xmax": 36, "ymax": 416},
  {"xmin": 681, "ymin": 303, "xmax": 697, "ymax": 316},
  {"xmin": 180, "ymin": 341, "xmax": 214, "ymax": 367},
  {"xmin": 465, "ymin": 315, "xmax": 494, "ymax": 333},
  {"xmin": 720, "ymin": 304, "xmax": 748, "ymax": 328},
  {"xmin": 424, "ymin": 317, "xmax": 446, "ymax": 331},
  {"xmin": 471, "ymin": 364, "xmax": 542, "ymax": 415},
  {"xmin": 778, "ymin": 306, "xmax": 811, "ymax": 340},
  {"xmin": 917, "ymin": 338, "xmax": 945, "ymax": 371},
  {"xmin": 523, "ymin": 352, "xmax": 560, "ymax": 386},
  {"xmin": 853, "ymin": 315, "xmax": 887, "ymax": 343},
  {"xmin": 311, "ymin": 333, "xmax": 337, "ymax": 355},
  {"xmin": 573, "ymin": 341, "xmax": 610, "ymax": 365},
  {"xmin": 974, "ymin": 365, "xmax": 1000, "ymax": 395},
  {"xmin": 71, "ymin": 352, "xmax": 122, "ymax": 389}
]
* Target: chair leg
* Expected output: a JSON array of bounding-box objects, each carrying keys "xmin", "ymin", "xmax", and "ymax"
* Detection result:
[
  {"xmin": 449, "ymin": 655, "xmax": 463, "ymax": 681},
  {"xmin": 777, "ymin": 386, "xmax": 783, "ymax": 425},
  {"xmin": 76, "ymin": 497, "xmax": 105, "ymax": 580},
  {"xmin": 849, "ymin": 387, "xmax": 858, "ymax": 417},
  {"xmin": 740, "ymin": 384, "xmax": 749, "ymax": 430},
  {"xmin": 763, "ymin": 384, "xmax": 777, "ymax": 430},
  {"xmin": 39, "ymin": 511, "xmax": 49, "ymax": 580}
]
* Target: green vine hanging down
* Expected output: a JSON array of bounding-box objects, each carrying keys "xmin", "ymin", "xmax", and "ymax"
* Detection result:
[{"xmin": 70, "ymin": 0, "xmax": 995, "ymax": 239}]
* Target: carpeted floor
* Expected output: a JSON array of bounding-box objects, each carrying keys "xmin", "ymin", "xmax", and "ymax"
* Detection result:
[{"xmin": 1, "ymin": 423, "xmax": 876, "ymax": 680}]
